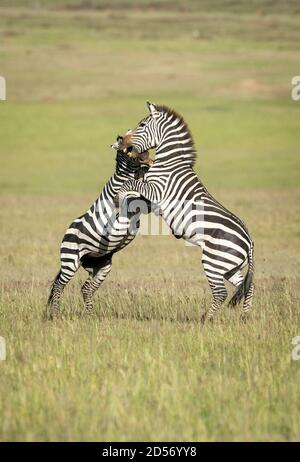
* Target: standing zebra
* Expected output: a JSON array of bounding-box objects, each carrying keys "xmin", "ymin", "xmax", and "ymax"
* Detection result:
[
  {"xmin": 47, "ymin": 140, "xmax": 151, "ymax": 318},
  {"xmin": 116, "ymin": 103, "xmax": 254, "ymax": 322}
]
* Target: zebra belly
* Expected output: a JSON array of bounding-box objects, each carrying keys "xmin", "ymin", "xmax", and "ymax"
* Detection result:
[
  {"xmin": 161, "ymin": 201, "xmax": 249, "ymax": 271},
  {"xmin": 61, "ymin": 216, "xmax": 137, "ymax": 262},
  {"xmin": 161, "ymin": 198, "xmax": 206, "ymax": 246}
]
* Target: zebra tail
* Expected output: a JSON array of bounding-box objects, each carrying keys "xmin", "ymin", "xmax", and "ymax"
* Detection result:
[
  {"xmin": 47, "ymin": 270, "xmax": 62, "ymax": 305},
  {"xmin": 228, "ymin": 242, "xmax": 254, "ymax": 307}
]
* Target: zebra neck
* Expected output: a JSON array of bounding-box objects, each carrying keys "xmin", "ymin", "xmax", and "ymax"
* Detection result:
[
  {"xmin": 155, "ymin": 130, "xmax": 196, "ymax": 167},
  {"xmin": 97, "ymin": 170, "xmax": 135, "ymax": 203}
]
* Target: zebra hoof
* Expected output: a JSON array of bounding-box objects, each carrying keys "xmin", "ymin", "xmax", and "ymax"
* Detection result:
[
  {"xmin": 200, "ymin": 313, "xmax": 207, "ymax": 324},
  {"xmin": 83, "ymin": 305, "xmax": 94, "ymax": 315},
  {"xmin": 240, "ymin": 313, "xmax": 249, "ymax": 323},
  {"xmin": 44, "ymin": 307, "xmax": 59, "ymax": 321},
  {"xmin": 85, "ymin": 309, "xmax": 94, "ymax": 315}
]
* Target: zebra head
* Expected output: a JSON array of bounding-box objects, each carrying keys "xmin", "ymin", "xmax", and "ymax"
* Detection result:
[
  {"xmin": 126, "ymin": 102, "xmax": 196, "ymax": 167},
  {"xmin": 118, "ymin": 102, "xmax": 165, "ymax": 155}
]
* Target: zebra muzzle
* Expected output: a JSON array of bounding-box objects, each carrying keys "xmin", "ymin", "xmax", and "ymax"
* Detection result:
[{"xmin": 111, "ymin": 135, "xmax": 152, "ymax": 165}]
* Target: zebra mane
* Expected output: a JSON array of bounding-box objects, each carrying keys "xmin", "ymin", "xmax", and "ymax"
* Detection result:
[{"xmin": 155, "ymin": 105, "xmax": 197, "ymax": 167}]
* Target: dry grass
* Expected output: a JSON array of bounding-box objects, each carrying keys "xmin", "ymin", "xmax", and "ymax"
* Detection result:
[{"xmin": 1, "ymin": 190, "xmax": 300, "ymax": 440}]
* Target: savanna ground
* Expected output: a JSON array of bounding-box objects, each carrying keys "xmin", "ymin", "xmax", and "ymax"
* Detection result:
[{"xmin": 0, "ymin": 0, "xmax": 300, "ymax": 441}]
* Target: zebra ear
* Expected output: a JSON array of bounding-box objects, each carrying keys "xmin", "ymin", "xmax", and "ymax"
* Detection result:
[{"xmin": 147, "ymin": 101, "xmax": 159, "ymax": 117}]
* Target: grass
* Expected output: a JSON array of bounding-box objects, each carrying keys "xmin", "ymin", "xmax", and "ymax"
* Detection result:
[{"xmin": 0, "ymin": 0, "xmax": 300, "ymax": 441}]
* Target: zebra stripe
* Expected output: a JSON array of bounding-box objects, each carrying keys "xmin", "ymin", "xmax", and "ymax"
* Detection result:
[{"xmin": 117, "ymin": 103, "xmax": 254, "ymax": 322}]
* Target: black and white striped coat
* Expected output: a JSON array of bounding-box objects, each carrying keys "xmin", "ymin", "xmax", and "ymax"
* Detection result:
[
  {"xmin": 47, "ymin": 150, "xmax": 149, "ymax": 317},
  {"xmin": 117, "ymin": 103, "xmax": 254, "ymax": 322}
]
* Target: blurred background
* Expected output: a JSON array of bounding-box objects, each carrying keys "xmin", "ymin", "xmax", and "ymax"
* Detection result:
[
  {"xmin": 1, "ymin": 0, "xmax": 300, "ymax": 442},
  {"xmin": 1, "ymin": 0, "xmax": 299, "ymax": 194}
]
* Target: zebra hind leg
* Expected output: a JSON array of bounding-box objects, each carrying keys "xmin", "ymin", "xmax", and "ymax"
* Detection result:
[
  {"xmin": 241, "ymin": 281, "xmax": 254, "ymax": 322},
  {"xmin": 226, "ymin": 264, "xmax": 254, "ymax": 322},
  {"xmin": 242, "ymin": 243, "xmax": 255, "ymax": 320},
  {"xmin": 201, "ymin": 275, "xmax": 228, "ymax": 324},
  {"xmin": 46, "ymin": 256, "xmax": 80, "ymax": 320},
  {"xmin": 81, "ymin": 256, "xmax": 112, "ymax": 312},
  {"xmin": 46, "ymin": 270, "xmax": 67, "ymax": 320}
]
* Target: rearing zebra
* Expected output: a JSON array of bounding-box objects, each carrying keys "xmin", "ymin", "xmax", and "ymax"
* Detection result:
[
  {"xmin": 116, "ymin": 103, "xmax": 254, "ymax": 322},
  {"xmin": 47, "ymin": 141, "xmax": 151, "ymax": 318}
]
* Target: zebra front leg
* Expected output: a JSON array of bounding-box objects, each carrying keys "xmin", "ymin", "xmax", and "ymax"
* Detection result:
[
  {"xmin": 117, "ymin": 178, "xmax": 162, "ymax": 205},
  {"xmin": 81, "ymin": 258, "xmax": 112, "ymax": 312}
]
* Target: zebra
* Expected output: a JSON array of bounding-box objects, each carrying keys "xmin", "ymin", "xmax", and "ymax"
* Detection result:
[
  {"xmin": 47, "ymin": 139, "xmax": 151, "ymax": 318},
  {"xmin": 116, "ymin": 102, "xmax": 254, "ymax": 322}
]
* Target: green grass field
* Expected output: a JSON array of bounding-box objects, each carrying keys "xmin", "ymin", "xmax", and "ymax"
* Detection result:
[{"xmin": 0, "ymin": 0, "xmax": 300, "ymax": 441}]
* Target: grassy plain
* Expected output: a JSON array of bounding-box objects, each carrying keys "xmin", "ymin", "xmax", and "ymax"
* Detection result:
[{"xmin": 0, "ymin": 0, "xmax": 300, "ymax": 441}]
